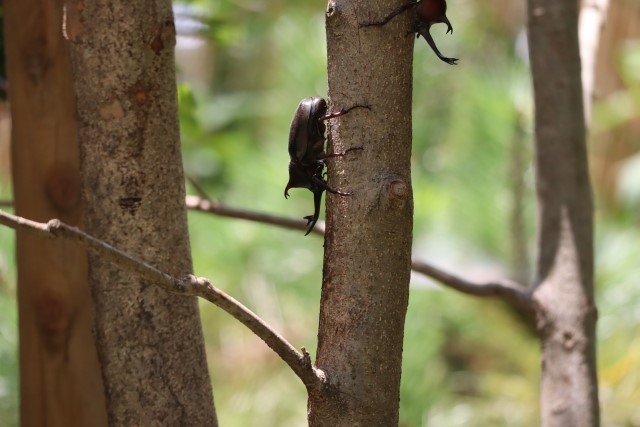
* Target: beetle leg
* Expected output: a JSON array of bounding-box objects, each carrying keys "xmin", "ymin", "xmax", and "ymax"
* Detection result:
[
  {"xmin": 321, "ymin": 146, "xmax": 364, "ymax": 159},
  {"xmin": 444, "ymin": 16, "xmax": 453, "ymax": 34},
  {"xmin": 319, "ymin": 105, "xmax": 371, "ymax": 122},
  {"xmin": 303, "ymin": 176, "xmax": 353, "ymax": 235},
  {"xmin": 359, "ymin": 1, "xmax": 420, "ymax": 27},
  {"xmin": 312, "ymin": 175, "xmax": 352, "ymax": 197},
  {"xmin": 303, "ymin": 190, "xmax": 324, "ymax": 236},
  {"xmin": 326, "ymin": 187, "xmax": 353, "ymax": 197},
  {"xmin": 416, "ymin": 23, "xmax": 458, "ymax": 65}
]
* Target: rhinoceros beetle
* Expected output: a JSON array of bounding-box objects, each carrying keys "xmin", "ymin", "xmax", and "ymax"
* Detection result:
[
  {"xmin": 360, "ymin": 0, "xmax": 458, "ymax": 65},
  {"xmin": 284, "ymin": 97, "xmax": 369, "ymax": 236}
]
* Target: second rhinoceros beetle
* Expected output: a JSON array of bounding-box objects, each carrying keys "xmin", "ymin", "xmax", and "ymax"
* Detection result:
[
  {"xmin": 360, "ymin": 0, "xmax": 458, "ymax": 65},
  {"xmin": 284, "ymin": 97, "xmax": 369, "ymax": 236}
]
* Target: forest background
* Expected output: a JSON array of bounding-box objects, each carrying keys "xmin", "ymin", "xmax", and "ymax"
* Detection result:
[{"xmin": 0, "ymin": 0, "xmax": 639, "ymax": 426}]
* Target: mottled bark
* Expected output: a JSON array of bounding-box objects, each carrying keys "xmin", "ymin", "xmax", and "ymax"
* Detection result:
[
  {"xmin": 527, "ymin": 1, "xmax": 600, "ymax": 426},
  {"xmin": 4, "ymin": 0, "xmax": 108, "ymax": 425},
  {"xmin": 308, "ymin": 1, "xmax": 414, "ymax": 425},
  {"xmin": 65, "ymin": 0, "xmax": 217, "ymax": 425}
]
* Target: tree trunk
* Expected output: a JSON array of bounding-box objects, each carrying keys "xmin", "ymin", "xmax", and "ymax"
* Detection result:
[
  {"xmin": 589, "ymin": 0, "xmax": 639, "ymax": 211},
  {"xmin": 4, "ymin": 0, "xmax": 108, "ymax": 425},
  {"xmin": 65, "ymin": 0, "xmax": 218, "ymax": 425},
  {"xmin": 308, "ymin": 1, "xmax": 414, "ymax": 425},
  {"xmin": 527, "ymin": 1, "xmax": 600, "ymax": 426}
]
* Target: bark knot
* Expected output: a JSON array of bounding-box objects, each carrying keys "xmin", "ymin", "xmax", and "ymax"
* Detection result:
[
  {"xmin": 24, "ymin": 39, "xmax": 52, "ymax": 84},
  {"xmin": 389, "ymin": 179, "xmax": 409, "ymax": 200},
  {"xmin": 131, "ymin": 81, "xmax": 147, "ymax": 106},
  {"xmin": 36, "ymin": 291, "xmax": 73, "ymax": 352},
  {"xmin": 150, "ymin": 20, "xmax": 177, "ymax": 54},
  {"xmin": 375, "ymin": 173, "xmax": 411, "ymax": 210},
  {"xmin": 45, "ymin": 163, "xmax": 80, "ymax": 212},
  {"xmin": 100, "ymin": 98, "xmax": 125, "ymax": 121},
  {"xmin": 326, "ymin": 0, "xmax": 337, "ymax": 18},
  {"xmin": 562, "ymin": 330, "xmax": 577, "ymax": 350}
]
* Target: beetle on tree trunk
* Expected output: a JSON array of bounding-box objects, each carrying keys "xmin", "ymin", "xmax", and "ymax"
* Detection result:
[
  {"xmin": 284, "ymin": 97, "xmax": 368, "ymax": 235},
  {"xmin": 360, "ymin": 0, "xmax": 458, "ymax": 65}
]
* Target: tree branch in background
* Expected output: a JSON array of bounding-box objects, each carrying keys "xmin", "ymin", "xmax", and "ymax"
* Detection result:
[
  {"xmin": 2, "ymin": 194, "xmax": 533, "ymax": 314},
  {"xmin": 411, "ymin": 258, "xmax": 533, "ymax": 317},
  {"xmin": 0, "ymin": 208, "xmax": 323, "ymax": 390},
  {"xmin": 186, "ymin": 190, "xmax": 532, "ymax": 313},
  {"xmin": 186, "ymin": 195, "xmax": 325, "ymax": 235},
  {"xmin": 186, "ymin": 175, "xmax": 325, "ymax": 234}
]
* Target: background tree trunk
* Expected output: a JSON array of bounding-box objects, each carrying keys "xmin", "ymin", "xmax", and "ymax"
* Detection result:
[
  {"xmin": 308, "ymin": 0, "xmax": 414, "ymax": 425},
  {"xmin": 527, "ymin": 1, "xmax": 600, "ymax": 425},
  {"xmin": 65, "ymin": 0, "xmax": 218, "ymax": 425},
  {"xmin": 4, "ymin": 0, "xmax": 108, "ymax": 425},
  {"xmin": 589, "ymin": 0, "xmax": 640, "ymax": 211}
]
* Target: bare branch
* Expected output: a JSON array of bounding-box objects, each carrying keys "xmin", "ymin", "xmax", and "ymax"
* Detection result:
[
  {"xmin": 184, "ymin": 194, "xmax": 533, "ymax": 312},
  {"xmin": 0, "ymin": 200, "xmax": 13, "ymax": 208},
  {"xmin": 185, "ymin": 175, "xmax": 212, "ymax": 201},
  {"xmin": 185, "ymin": 195, "xmax": 532, "ymax": 310},
  {"xmin": 186, "ymin": 195, "xmax": 325, "ymax": 235},
  {"xmin": 3, "ymin": 194, "xmax": 535, "ymax": 313},
  {"xmin": 411, "ymin": 258, "xmax": 534, "ymax": 317},
  {"xmin": 0, "ymin": 208, "xmax": 323, "ymax": 390}
]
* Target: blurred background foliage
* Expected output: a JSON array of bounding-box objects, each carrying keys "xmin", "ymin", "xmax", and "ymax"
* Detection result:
[{"xmin": 1, "ymin": 0, "xmax": 640, "ymax": 426}]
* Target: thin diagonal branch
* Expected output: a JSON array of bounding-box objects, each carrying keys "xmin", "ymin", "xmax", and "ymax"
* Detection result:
[
  {"xmin": 412, "ymin": 257, "xmax": 534, "ymax": 316},
  {"xmin": 3, "ymin": 195, "xmax": 534, "ymax": 313},
  {"xmin": 0, "ymin": 208, "xmax": 323, "ymax": 390}
]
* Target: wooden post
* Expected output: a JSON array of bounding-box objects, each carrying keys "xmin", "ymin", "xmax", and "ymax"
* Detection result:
[{"xmin": 3, "ymin": 0, "xmax": 108, "ymax": 425}]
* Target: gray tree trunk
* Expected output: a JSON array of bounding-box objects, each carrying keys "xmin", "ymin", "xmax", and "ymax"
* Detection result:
[
  {"xmin": 308, "ymin": 1, "xmax": 414, "ymax": 425},
  {"xmin": 65, "ymin": 0, "xmax": 218, "ymax": 425},
  {"xmin": 527, "ymin": 1, "xmax": 600, "ymax": 426}
]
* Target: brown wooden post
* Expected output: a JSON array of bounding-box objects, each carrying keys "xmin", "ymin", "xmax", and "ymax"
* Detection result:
[{"xmin": 3, "ymin": 0, "xmax": 108, "ymax": 425}]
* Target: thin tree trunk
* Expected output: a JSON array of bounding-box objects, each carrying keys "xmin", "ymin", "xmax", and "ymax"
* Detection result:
[
  {"xmin": 65, "ymin": 0, "xmax": 218, "ymax": 425},
  {"xmin": 527, "ymin": 1, "xmax": 600, "ymax": 426},
  {"xmin": 308, "ymin": 1, "xmax": 413, "ymax": 425},
  {"xmin": 4, "ymin": 0, "xmax": 108, "ymax": 425}
]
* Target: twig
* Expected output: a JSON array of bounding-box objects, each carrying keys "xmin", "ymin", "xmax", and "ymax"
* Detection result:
[
  {"xmin": 411, "ymin": 258, "xmax": 533, "ymax": 316},
  {"xmin": 0, "ymin": 208, "xmax": 323, "ymax": 390},
  {"xmin": 0, "ymin": 200, "xmax": 13, "ymax": 208},
  {"xmin": 3, "ymin": 195, "xmax": 533, "ymax": 313},
  {"xmin": 184, "ymin": 195, "xmax": 532, "ymax": 312},
  {"xmin": 185, "ymin": 175, "xmax": 212, "ymax": 200},
  {"xmin": 186, "ymin": 195, "xmax": 325, "ymax": 235}
]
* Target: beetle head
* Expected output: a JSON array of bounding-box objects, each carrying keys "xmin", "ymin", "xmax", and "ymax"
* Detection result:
[{"xmin": 285, "ymin": 162, "xmax": 312, "ymax": 198}]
